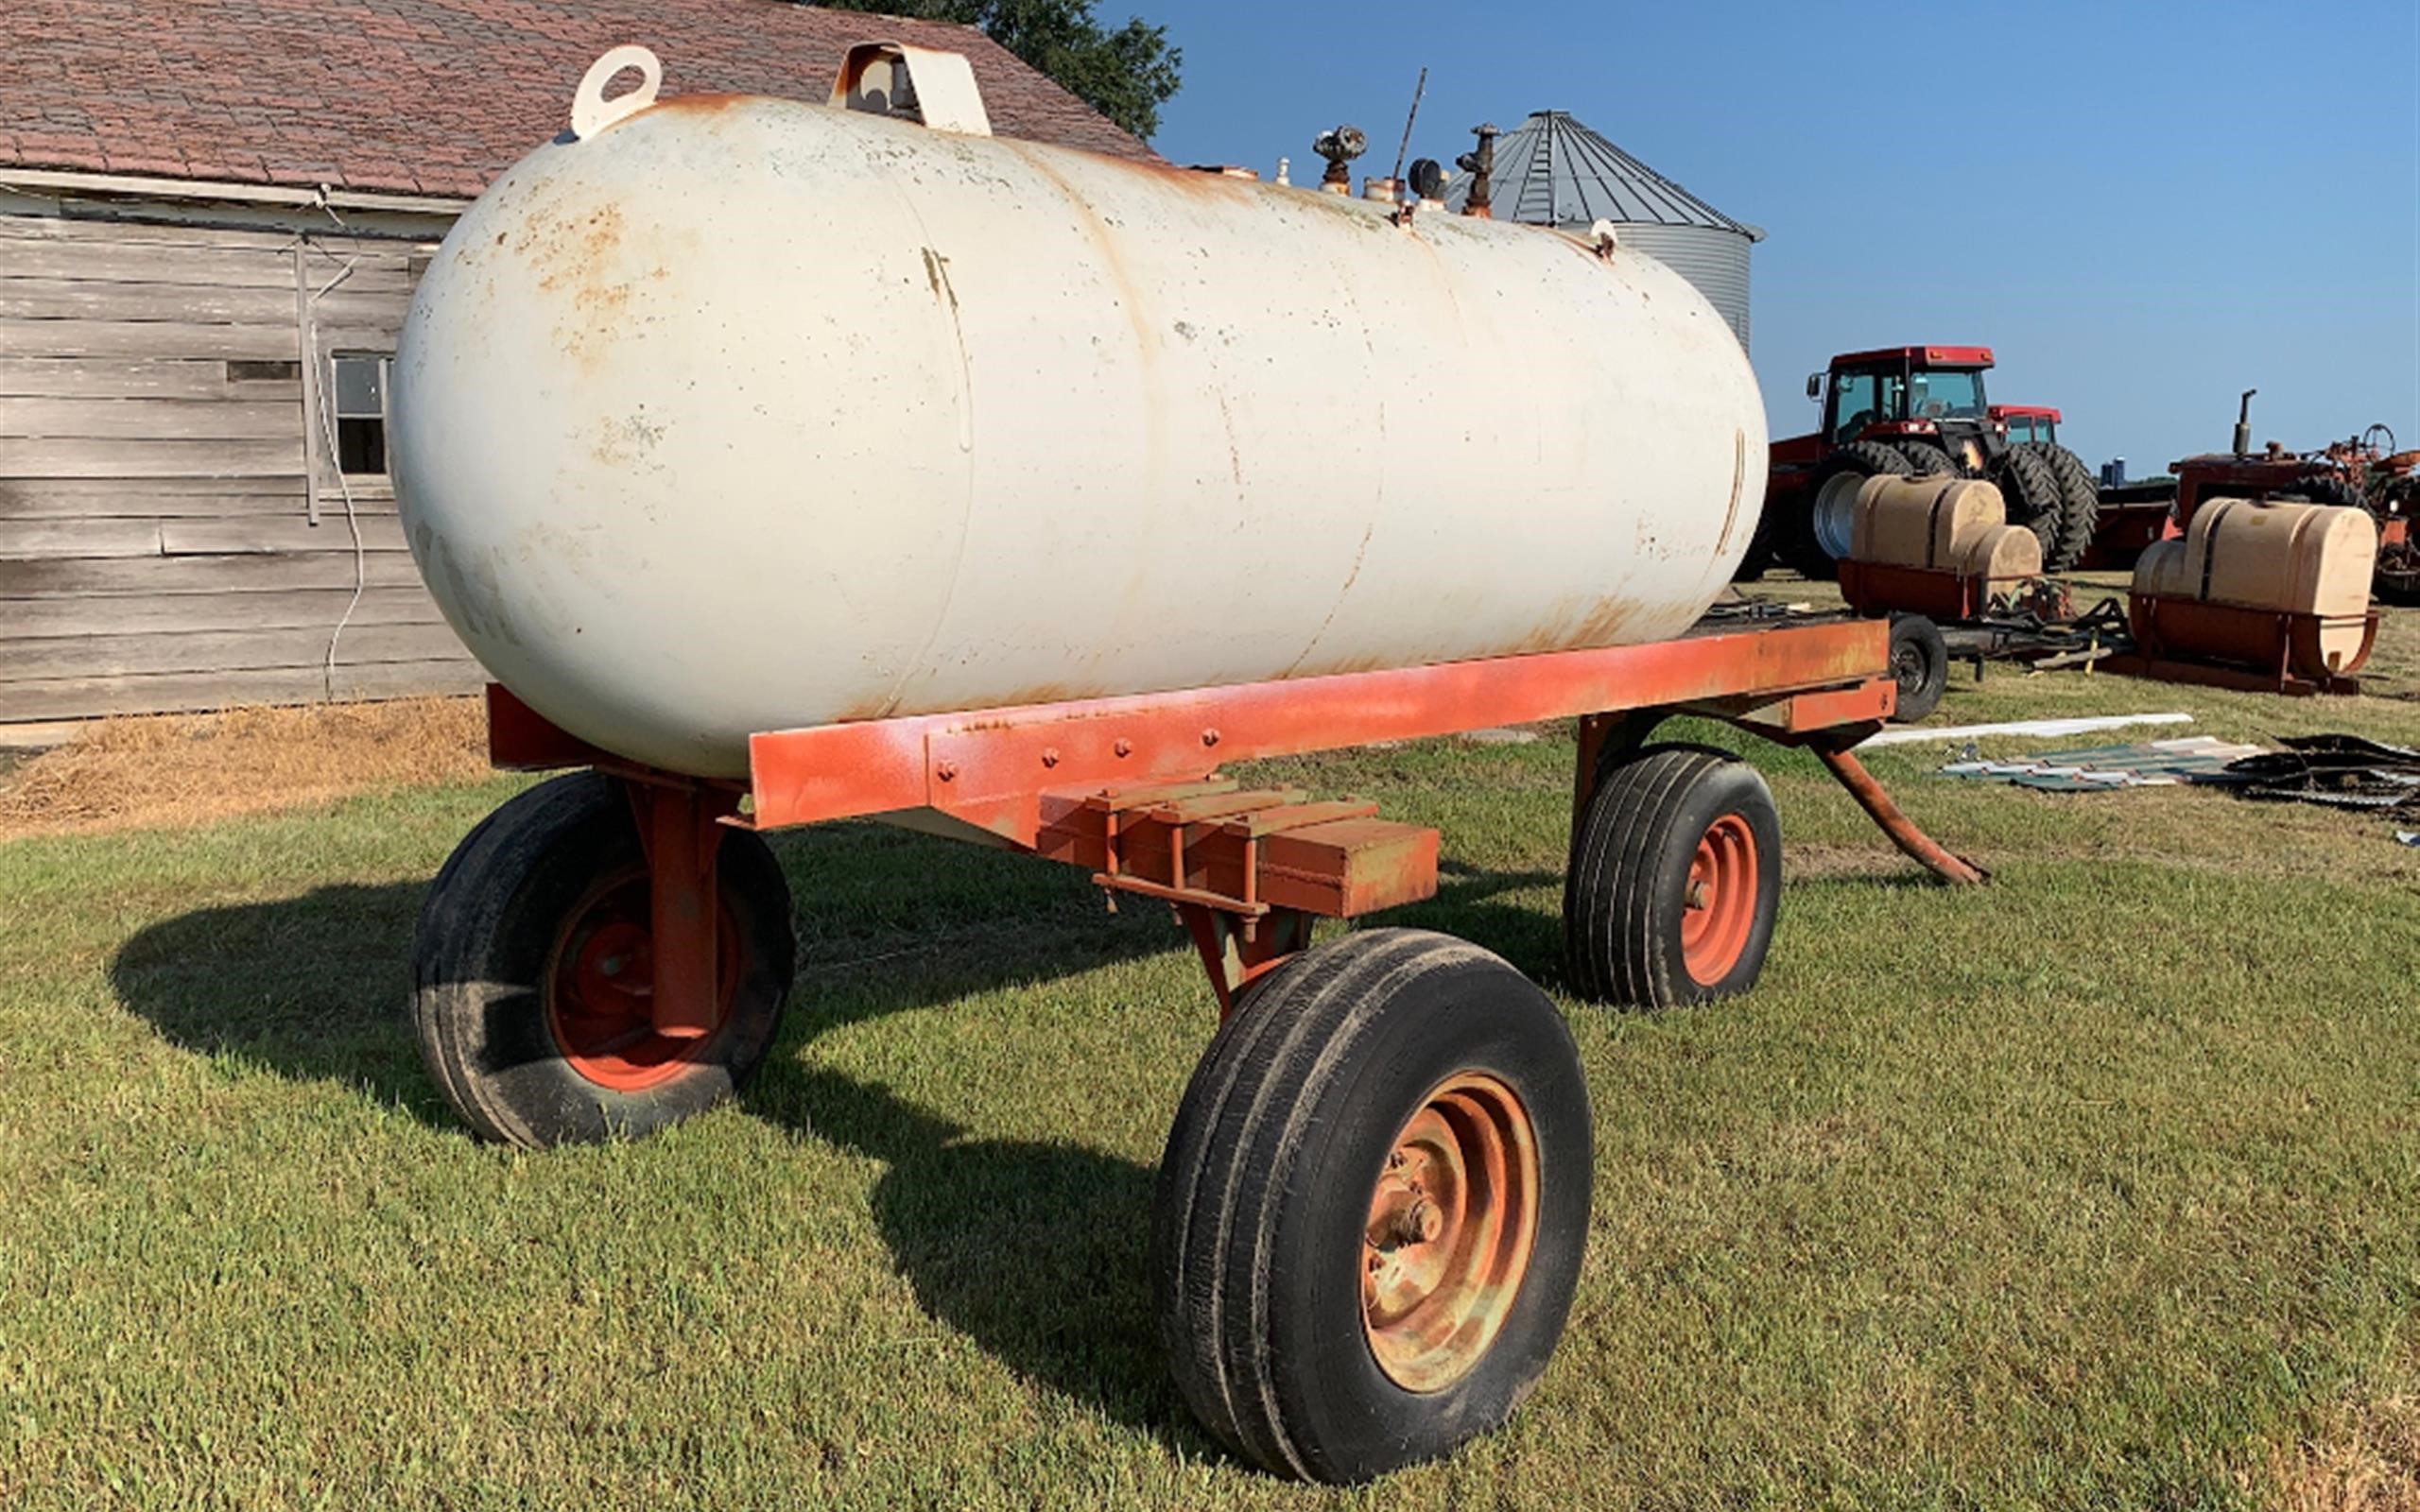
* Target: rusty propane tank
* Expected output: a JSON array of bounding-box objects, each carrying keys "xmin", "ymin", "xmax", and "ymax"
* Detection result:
[{"xmin": 392, "ymin": 44, "xmax": 1766, "ymax": 777}]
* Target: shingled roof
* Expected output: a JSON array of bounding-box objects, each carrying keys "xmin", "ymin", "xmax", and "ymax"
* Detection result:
[{"xmin": 0, "ymin": 0, "xmax": 1158, "ymax": 201}]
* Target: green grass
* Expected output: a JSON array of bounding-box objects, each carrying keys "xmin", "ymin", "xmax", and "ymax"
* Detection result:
[{"xmin": 5, "ymin": 603, "xmax": 2419, "ymax": 1510}]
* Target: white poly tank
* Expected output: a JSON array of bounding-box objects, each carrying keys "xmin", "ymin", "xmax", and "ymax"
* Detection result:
[{"xmin": 392, "ymin": 46, "xmax": 1768, "ymax": 777}]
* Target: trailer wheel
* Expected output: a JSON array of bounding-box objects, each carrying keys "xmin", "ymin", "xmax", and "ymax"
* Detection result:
[
  {"xmin": 1897, "ymin": 441, "xmax": 1962, "ymax": 478},
  {"xmin": 1564, "ymin": 746, "xmax": 1781, "ymax": 1007},
  {"xmin": 411, "ymin": 772, "xmax": 795, "ymax": 1149},
  {"xmin": 2040, "ymin": 443, "xmax": 2102, "ymax": 570},
  {"xmin": 1888, "ymin": 613, "xmax": 1950, "ymax": 723},
  {"xmin": 1154, "ymin": 929, "xmax": 1591, "ymax": 1484}
]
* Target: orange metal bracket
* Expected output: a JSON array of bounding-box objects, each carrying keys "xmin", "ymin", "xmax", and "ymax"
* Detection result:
[
  {"xmin": 621, "ymin": 779, "xmax": 737, "ymax": 1038},
  {"xmin": 1808, "ymin": 740, "xmax": 1988, "ymax": 885},
  {"xmin": 748, "ymin": 619, "xmax": 1891, "ymax": 842}
]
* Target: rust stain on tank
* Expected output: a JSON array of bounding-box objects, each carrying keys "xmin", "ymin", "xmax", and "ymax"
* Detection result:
[
  {"xmin": 1714, "ymin": 428, "xmax": 1748, "ymax": 556},
  {"xmin": 991, "ymin": 679, "xmax": 1110, "ymax": 709},
  {"xmin": 525, "ymin": 201, "xmax": 626, "ymax": 295},
  {"xmin": 994, "ymin": 140, "xmax": 1156, "ymax": 350},
  {"xmin": 1118, "ymin": 158, "xmax": 1261, "ymax": 200},
  {"xmin": 651, "ymin": 92, "xmax": 754, "ymax": 116},
  {"xmin": 828, "ymin": 693, "xmax": 901, "ymax": 724},
  {"xmin": 1571, "ymin": 597, "xmax": 1642, "ymax": 645}
]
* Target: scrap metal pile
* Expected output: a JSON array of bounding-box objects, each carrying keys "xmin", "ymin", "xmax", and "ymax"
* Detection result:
[
  {"xmin": 1938, "ymin": 730, "xmax": 2420, "ymax": 830},
  {"xmin": 2225, "ymin": 735, "xmax": 2420, "ymax": 821}
]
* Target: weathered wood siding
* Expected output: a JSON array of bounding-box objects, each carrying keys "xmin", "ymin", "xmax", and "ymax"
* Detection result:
[{"xmin": 0, "ymin": 205, "xmax": 484, "ymax": 722}]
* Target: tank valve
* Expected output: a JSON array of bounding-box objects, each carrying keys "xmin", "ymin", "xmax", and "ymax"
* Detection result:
[
  {"xmin": 1313, "ymin": 125, "xmax": 1367, "ymax": 195},
  {"xmin": 1457, "ymin": 122, "xmax": 1499, "ymax": 218}
]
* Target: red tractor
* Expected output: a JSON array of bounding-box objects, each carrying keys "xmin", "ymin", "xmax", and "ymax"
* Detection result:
[
  {"xmin": 1989, "ymin": 404, "xmax": 2062, "ymax": 447},
  {"xmin": 1754, "ymin": 346, "xmax": 2099, "ymax": 578}
]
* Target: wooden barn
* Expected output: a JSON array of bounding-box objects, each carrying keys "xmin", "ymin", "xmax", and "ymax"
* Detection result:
[{"xmin": 0, "ymin": 0, "xmax": 1152, "ymax": 729}]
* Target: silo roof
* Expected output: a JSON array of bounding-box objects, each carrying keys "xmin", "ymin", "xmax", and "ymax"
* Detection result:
[{"xmin": 1443, "ymin": 110, "xmax": 1764, "ymax": 241}]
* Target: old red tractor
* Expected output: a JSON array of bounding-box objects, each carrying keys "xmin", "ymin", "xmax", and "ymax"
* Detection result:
[
  {"xmin": 2162, "ymin": 400, "xmax": 2419, "ymax": 603},
  {"xmin": 1753, "ymin": 346, "xmax": 2099, "ymax": 578}
]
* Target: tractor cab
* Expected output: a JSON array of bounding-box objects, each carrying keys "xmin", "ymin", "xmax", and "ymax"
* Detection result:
[
  {"xmin": 1802, "ymin": 346, "xmax": 2005, "ymax": 474},
  {"xmin": 1991, "ymin": 405, "xmax": 2062, "ymax": 448},
  {"xmin": 1760, "ymin": 344, "xmax": 2097, "ymax": 579}
]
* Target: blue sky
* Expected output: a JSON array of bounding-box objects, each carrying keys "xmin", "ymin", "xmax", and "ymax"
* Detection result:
[{"xmin": 1132, "ymin": 0, "xmax": 2419, "ymax": 472}]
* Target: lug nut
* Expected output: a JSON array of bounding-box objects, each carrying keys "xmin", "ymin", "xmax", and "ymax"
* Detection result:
[{"xmin": 1392, "ymin": 1197, "xmax": 1443, "ymax": 1247}]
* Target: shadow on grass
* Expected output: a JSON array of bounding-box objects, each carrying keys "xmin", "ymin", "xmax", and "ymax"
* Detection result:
[
  {"xmin": 752, "ymin": 1063, "xmax": 1187, "ymax": 1435},
  {"xmin": 104, "ymin": 822, "xmax": 1564, "ymax": 1437}
]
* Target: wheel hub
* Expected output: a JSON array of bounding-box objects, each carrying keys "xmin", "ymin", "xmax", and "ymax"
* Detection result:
[
  {"xmin": 1812, "ymin": 472, "xmax": 1864, "ymax": 562},
  {"xmin": 1361, "ymin": 1074, "xmax": 1539, "ymax": 1394},
  {"xmin": 544, "ymin": 868, "xmax": 741, "ymax": 1091},
  {"xmin": 1893, "ymin": 641, "xmax": 1927, "ymax": 700},
  {"xmin": 1680, "ymin": 814, "xmax": 1758, "ymax": 987}
]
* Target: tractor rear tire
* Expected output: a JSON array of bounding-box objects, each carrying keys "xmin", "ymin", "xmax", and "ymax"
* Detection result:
[
  {"xmin": 411, "ymin": 772, "xmax": 796, "ymax": 1149},
  {"xmin": 1154, "ymin": 929, "xmax": 1592, "ymax": 1483},
  {"xmin": 1897, "ymin": 441, "xmax": 1962, "ymax": 478},
  {"xmin": 1733, "ymin": 501, "xmax": 1779, "ymax": 582},
  {"xmin": 2040, "ymin": 443, "xmax": 2102, "ymax": 572},
  {"xmin": 1993, "ymin": 443, "xmax": 2066, "ymax": 567},
  {"xmin": 1788, "ymin": 441, "xmax": 1912, "ymax": 579},
  {"xmin": 2275, "ymin": 472, "xmax": 2366, "ymax": 510},
  {"xmin": 1888, "ymin": 614, "xmax": 1950, "ymax": 723},
  {"xmin": 1564, "ymin": 745, "xmax": 1783, "ymax": 1008}
]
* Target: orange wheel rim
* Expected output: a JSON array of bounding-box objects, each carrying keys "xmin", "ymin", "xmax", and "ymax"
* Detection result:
[
  {"xmin": 1680, "ymin": 814, "xmax": 1758, "ymax": 987},
  {"xmin": 544, "ymin": 867, "xmax": 741, "ymax": 1091},
  {"xmin": 1361, "ymin": 1073, "xmax": 1539, "ymax": 1394}
]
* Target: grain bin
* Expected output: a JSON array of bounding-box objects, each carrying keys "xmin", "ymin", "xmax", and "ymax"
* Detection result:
[{"xmin": 1444, "ymin": 110, "xmax": 1762, "ymax": 350}]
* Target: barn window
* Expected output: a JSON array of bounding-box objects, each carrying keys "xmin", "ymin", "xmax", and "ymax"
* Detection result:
[{"xmin": 331, "ymin": 352, "xmax": 391, "ymax": 475}]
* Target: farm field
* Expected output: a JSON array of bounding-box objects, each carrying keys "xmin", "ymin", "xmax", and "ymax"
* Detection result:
[{"xmin": 3, "ymin": 602, "xmax": 2417, "ymax": 1511}]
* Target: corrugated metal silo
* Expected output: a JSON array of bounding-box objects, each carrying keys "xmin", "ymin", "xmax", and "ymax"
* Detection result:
[{"xmin": 1444, "ymin": 111, "xmax": 1763, "ymax": 351}]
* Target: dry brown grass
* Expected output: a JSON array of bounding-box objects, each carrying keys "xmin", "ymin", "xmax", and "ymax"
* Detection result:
[
  {"xmin": 2252, "ymin": 1397, "xmax": 2420, "ymax": 1512},
  {"xmin": 0, "ymin": 696, "xmax": 489, "ymax": 839}
]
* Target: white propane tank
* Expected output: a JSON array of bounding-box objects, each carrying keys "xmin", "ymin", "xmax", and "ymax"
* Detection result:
[{"xmin": 392, "ymin": 46, "xmax": 1768, "ymax": 777}]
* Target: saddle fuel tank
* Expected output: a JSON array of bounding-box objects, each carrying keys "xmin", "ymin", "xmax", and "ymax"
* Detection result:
[{"xmin": 391, "ymin": 45, "xmax": 1767, "ymax": 778}]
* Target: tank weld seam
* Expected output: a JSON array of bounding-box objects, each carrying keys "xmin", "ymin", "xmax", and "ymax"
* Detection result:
[
  {"xmin": 1280, "ymin": 523, "xmax": 1375, "ymax": 679},
  {"xmin": 1924, "ymin": 481, "xmax": 1956, "ymax": 571},
  {"xmin": 867, "ymin": 186, "xmax": 980, "ymax": 721},
  {"xmin": 1715, "ymin": 428, "xmax": 1747, "ymax": 557}
]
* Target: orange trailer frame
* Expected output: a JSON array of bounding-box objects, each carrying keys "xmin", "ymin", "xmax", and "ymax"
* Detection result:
[{"xmin": 488, "ymin": 615, "xmax": 1983, "ymax": 1027}]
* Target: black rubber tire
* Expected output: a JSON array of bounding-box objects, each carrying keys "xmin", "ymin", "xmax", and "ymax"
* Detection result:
[
  {"xmin": 2039, "ymin": 443, "xmax": 2101, "ymax": 572},
  {"xmin": 1897, "ymin": 441, "xmax": 1962, "ymax": 478},
  {"xmin": 411, "ymin": 772, "xmax": 796, "ymax": 1148},
  {"xmin": 1154, "ymin": 929, "xmax": 1592, "ymax": 1484},
  {"xmin": 1992, "ymin": 442, "xmax": 2066, "ymax": 566},
  {"xmin": 2376, "ymin": 481, "xmax": 2420, "ymax": 604},
  {"xmin": 1563, "ymin": 745, "xmax": 1782, "ymax": 1008},
  {"xmin": 1888, "ymin": 614, "xmax": 1950, "ymax": 723},
  {"xmin": 1785, "ymin": 440, "xmax": 1912, "ymax": 579},
  {"xmin": 2274, "ymin": 472, "xmax": 2366, "ymax": 510},
  {"xmin": 1732, "ymin": 499, "xmax": 1778, "ymax": 582}
]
